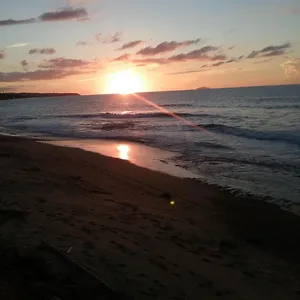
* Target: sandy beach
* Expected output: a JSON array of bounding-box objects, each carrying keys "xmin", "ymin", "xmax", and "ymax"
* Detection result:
[{"xmin": 1, "ymin": 134, "xmax": 300, "ymax": 300}]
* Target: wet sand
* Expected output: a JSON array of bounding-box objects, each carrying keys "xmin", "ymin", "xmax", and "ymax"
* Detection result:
[{"xmin": 0, "ymin": 135, "xmax": 300, "ymax": 299}]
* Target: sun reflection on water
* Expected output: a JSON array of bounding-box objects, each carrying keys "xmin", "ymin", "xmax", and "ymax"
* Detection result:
[{"xmin": 117, "ymin": 144, "xmax": 130, "ymax": 160}]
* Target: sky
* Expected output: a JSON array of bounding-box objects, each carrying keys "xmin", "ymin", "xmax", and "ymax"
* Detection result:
[{"xmin": 0, "ymin": 0, "xmax": 300, "ymax": 94}]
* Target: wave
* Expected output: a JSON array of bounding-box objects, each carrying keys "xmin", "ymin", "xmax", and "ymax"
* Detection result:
[
  {"xmin": 4, "ymin": 123, "xmax": 148, "ymax": 143},
  {"xmin": 91, "ymin": 121, "xmax": 136, "ymax": 131},
  {"xmin": 263, "ymin": 104, "xmax": 300, "ymax": 110},
  {"xmin": 5, "ymin": 116, "xmax": 37, "ymax": 122},
  {"xmin": 49, "ymin": 111, "xmax": 216, "ymax": 120},
  {"xmin": 194, "ymin": 141, "xmax": 232, "ymax": 150},
  {"xmin": 201, "ymin": 123, "xmax": 300, "ymax": 146},
  {"xmin": 193, "ymin": 155, "xmax": 300, "ymax": 173},
  {"xmin": 161, "ymin": 103, "xmax": 193, "ymax": 108}
]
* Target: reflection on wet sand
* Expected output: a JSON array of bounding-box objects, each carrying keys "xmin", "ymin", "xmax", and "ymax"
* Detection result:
[
  {"xmin": 43, "ymin": 139, "xmax": 199, "ymax": 179},
  {"xmin": 117, "ymin": 144, "xmax": 130, "ymax": 160}
]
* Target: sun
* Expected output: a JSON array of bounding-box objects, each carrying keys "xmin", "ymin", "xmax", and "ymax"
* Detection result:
[{"xmin": 106, "ymin": 69, "xmax": 144, "ymax": 95}]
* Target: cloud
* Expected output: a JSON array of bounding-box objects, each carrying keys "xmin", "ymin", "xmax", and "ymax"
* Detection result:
[
  {"xmin": 6, "ymin": 43, "xmax": 28, "ymax": 48},
  {"xmin": 247, "ymin": 43, "xmax": 291, "ymax": 59},
  {"xmin": 95, "ymin": 32, "xmax": 123, "ymax": 43},
  {"xmin": 281, "ymin": 58, "xmax": 300, "ymax": 77},
  {"xmin": 113, "ymin": 54, "xmax": 132, "ymax": 62},
  {"xmin": 20, "ymin": 60, "xmax": 29, "ymax": 68},
  {"xmin": 0, "ymin": 58, "xmax": 98, "ymax": 83},
  {"xmin": 211, "ymin": 54, "xmax": 227, "ymax": 61},
  {"xmin": 134, "ymin": 58, "xmax": 168, "ymax": 66},
  {"xmin": 168, "ymin": 46, "xmax": 220, "ymax": 62},
  {"xmin": 77, "ymin": 41, "xmax": 88, "ymax": 46},
  {"xmin": 137, "ymin": 39, "xmax": 201, "ymax": 56},
  {"xmin": 29, "ymin": 48, "xmax": 56, "ymax": 55},
  {"xmin": 1, "ymin": 55, "xmax": 100, "ymax": 83},
  {"xmin": 118, "ymin": 40, "xmax": 144, "ymax": 51},
  {"xmin": 262, "ymin": 49, "xmax": 286, "ymax": 57},
  {"xmin": 20, "ymin": 60, "xmax": 29, "ymax": 71},
  {"xmin": 212, "ymin": 61, "xmax": 225, "ymax": 67},
  {"xmin": 113, "ymin": 45, "xmax": 226, "ymax": 66},
  {"xmin": 0, "ymin": 69, "xmax": 80, "ymax": 82},
  {"xmin": 254, "ymin": 58, "xmax": 272, "ymax": 64},
  {"xmin": 0, "ymin": 18, "xmax": 36, "ymax": 26},
  {"xmin": 39, "ymin": 7, "xmax": 88, "ymax": 21},
  {"xmin": 0, "ymin": 8, "xmax": 89, "ymax": 27},
  {"xmin": 260, "ymin": 43, "xmax": 291, "ymax": 53},
  {"xmin": 102, "ymin": 32, "xmax": 123, "ymax": 44},
  {"xmin": 39, "ymin": 57, "xmax": 93, "ymax": 69},
  {"xmin": 168, "ymin": 68, "xmax": 209, "ymax": 75}
]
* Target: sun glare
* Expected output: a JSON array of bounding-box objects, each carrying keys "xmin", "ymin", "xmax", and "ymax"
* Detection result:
[
  {"xmin": 117, "ymin": 144, "xmax": 130, "ymax": 160},
  {"xmin": 106, "ymin": 69, "xmax": 144, "ymax": 95}
]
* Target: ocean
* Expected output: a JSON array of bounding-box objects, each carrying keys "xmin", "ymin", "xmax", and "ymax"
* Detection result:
[{"xmin": 1, "ymin": 85, "xmax": 300, "ymax": 209}]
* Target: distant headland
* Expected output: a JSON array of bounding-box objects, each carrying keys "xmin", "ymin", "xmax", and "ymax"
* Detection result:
[
  {"xmin": 195, "ymin": 87, "xmax": 211, "ymax": 90},
  {"xmin": 0, "ymin": 93, "xmax": 80, "ymax": 101}
]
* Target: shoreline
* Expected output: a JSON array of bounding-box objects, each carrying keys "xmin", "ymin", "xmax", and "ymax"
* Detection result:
[
  {"xmin": 2, "ymin": 131, "xmax": 299, "ymax": 213},
  {"xmin": 42, "ymin": 138, "xmax": 299, "ymax": 215},
  {"xmin": 1, "ymin": 134, "xmax": 300, "ymax": 299}
]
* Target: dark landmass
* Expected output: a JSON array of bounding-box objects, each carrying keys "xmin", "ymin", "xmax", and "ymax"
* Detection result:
[
  {"xmin": 0, "ymin": 93, "xmax": 80, "ymax": 101},
  {"xmin": 196, "ymin": 87, "xmax": 211, "ymax": 90}
]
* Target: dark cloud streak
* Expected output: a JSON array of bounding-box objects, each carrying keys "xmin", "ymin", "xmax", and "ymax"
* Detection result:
[
  {"xmin": 20, "ymin": 60, "xmax": 28, "ymax": 68},
  {"xmin": 102, "ymin": 32, "xmax": 122, "ymax": 44},
  {"xmin": 29, "ymin": 48, "xmax": 56, "ymax": 55},
  {"xmin": 0, "ymin": 18, "xmax": 36, "ymax": 26},
  {"xmin": 39, "ymin": 7, "xmax": 88, "ymax": 21},
  {"xmin": 0, "ymin": 8, "xmax": 88, "ymax": 27},
  {"xmin": 247, "ymin": 43, "xmax": 291, "ymax": 59},
  {"xmin": 39, "ymin": 57, "xmax": 92, "ymax": 69},
  {"xmin": 137, "ymin": 39, "xmax": 201, "ymax": 56},
  {"xmin": 168, "ymin": 46, "xmax": 220, "ymax": 62},
  {"xmin": 0, "ymin": 69, "xmax": 79, "ymax": 82},
  {"xmin": 77, "ymin": 41, "xmax": 88, "ymax": 46},
  {"xmin": 118, "ymin": 40, "xmax": 143, "ymax": 51}
]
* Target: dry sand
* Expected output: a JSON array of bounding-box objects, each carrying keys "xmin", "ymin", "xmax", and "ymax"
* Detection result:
[{"xmin": 0, "ymin": 135, "xmax": 300, "ymax": 299}]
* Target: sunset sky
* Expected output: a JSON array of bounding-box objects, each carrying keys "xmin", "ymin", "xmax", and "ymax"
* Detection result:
[{"xmin": 1, "ymin": 0, "xmax": 300, "ymax": 94}]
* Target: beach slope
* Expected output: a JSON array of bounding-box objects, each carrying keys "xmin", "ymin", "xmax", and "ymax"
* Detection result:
[{"xmin": 0, "ymin": 135, "xmax": 300, "ymax": 299}]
